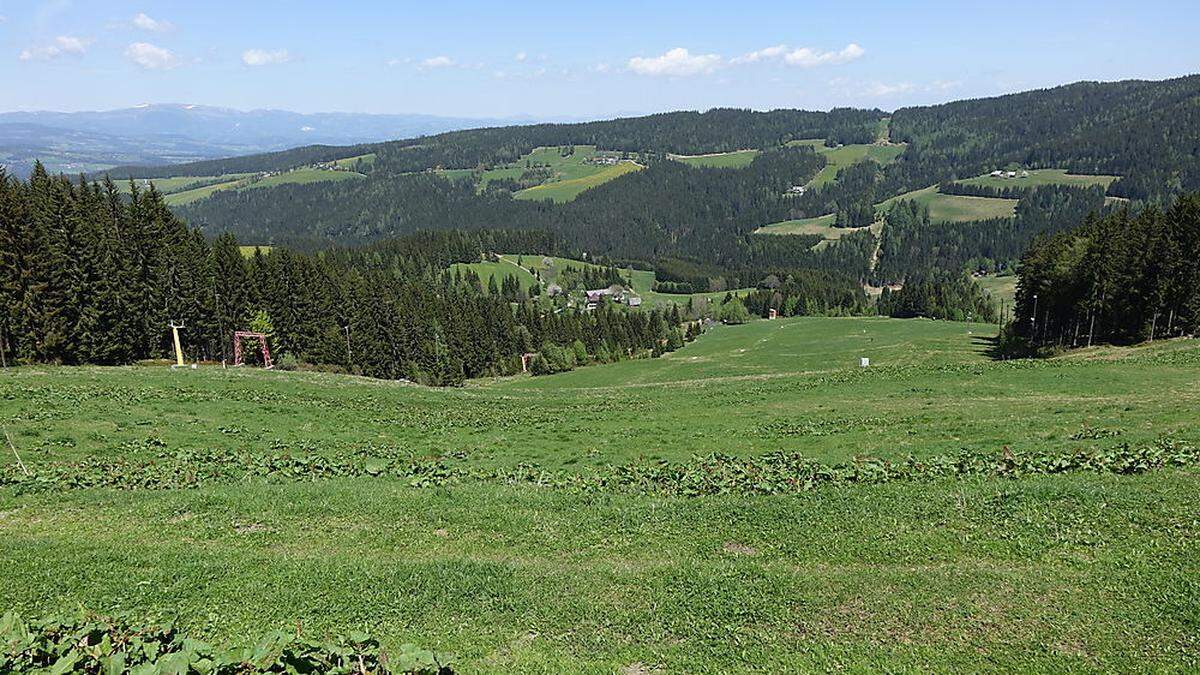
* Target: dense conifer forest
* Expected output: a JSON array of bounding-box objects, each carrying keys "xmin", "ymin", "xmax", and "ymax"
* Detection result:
[
  {"xmin": 0, "ymin": 166, "xmax": 712, "ymax": 383},
  {"xmin": 1007, "ymin": 194, "xmax": 1200, "ymax": 350}
]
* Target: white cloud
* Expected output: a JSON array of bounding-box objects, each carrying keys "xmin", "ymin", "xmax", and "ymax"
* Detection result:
[
  {"xmin": 514, "ymin": 51, "xmax": 526, "ymax": 62},
  {"xmin": 0, "ymin": 15, "xmax": 7, "ymax": 23},
  {"xmin": 125, "ymin": 42, "xmax": 178, "ymax": 70},
  {"xmin": 19, "ymin": 35, "xmax": 89, "ymax": 61},
  {"xmin": 590, "ymin": 63, "xmax": 611, "ymax": 74},
  {"xmin": 242, "ymin": 48, "xmax": 291, "ymax": 66},
  {"xmin": 784, "ymin": 43, "xmax": 864, "ymax": 67},
  {"xmin": 627, "ymin": 47, "xmax": 722, "ymax": 77},
  {"xmin": 132, "ymin": 12, "xmax": 173, "ymax": 32},
  {"xmin": 731, "ymin": 44, "xmax": 788, "ymax": 64},
  {"xmin": 732, "ymin": 42, "xmax": 865, "ymax": 68},
  {"xmin": 420, "ymin": 55, "xmax": 455, "ymax": 68}
]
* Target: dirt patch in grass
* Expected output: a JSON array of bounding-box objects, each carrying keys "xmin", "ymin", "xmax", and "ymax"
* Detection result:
[{"xmin": 723, "ymin": 541, "xmax": 758, "ymax": 556}]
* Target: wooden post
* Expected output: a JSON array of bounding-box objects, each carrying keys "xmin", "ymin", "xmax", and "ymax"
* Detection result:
[{"xmin": 170, "ymin": 322, "xmax": 185, "ymax": 367}]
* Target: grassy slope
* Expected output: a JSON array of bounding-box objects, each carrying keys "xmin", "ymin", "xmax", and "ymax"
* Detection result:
[
  {"xmin": 237, "ymin": 245, "xmax": 274, "ymax": 258},
  {"xmin": 671, "ymin": 150, "xmax": 759, "ymax": 169},
  {"xmin": 241, "ymin": 168, "xmax": 364, "ymax": 190},
  {"xmin": 976, "ymin": 273, "xmax": 1018, "ymax": 306},
  {"xmin": 878, "ymin": 185, "xmax": 1018, "ymax": 222},
  {"xmin": 450, "ymin": 259, "xmax": 539, "ymax": 291},
  {"xmin": 163, "ymin": 177, "xmax": 252, "ymax": 205},
  {"xmin": 2, "ymin": 318, "xmax": 1198, "ymax": 671},
  {"xmin": 117, "ymin": 174, "xmax": 256, "ymax": 196},
  {"xmin": 790, "ymin": 139, "xmax": 906, "ymax": 188},
  {"xmin": 478, "ymin": 146, "xmax": 638, "ymax": 202},
  {"xmin": 162, "ymin": 169, "xmax": 363, "ymax": 206},
  {"xmin": 956, "ymin": 168, "xmax": 1118, "ymax": 190},
  {"xmin": 514, "ymin": 162, "xmax": 640, "ymax": 203}
]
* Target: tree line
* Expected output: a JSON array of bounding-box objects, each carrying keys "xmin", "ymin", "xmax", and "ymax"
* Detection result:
[
  {"xmin": 1006, "ymin": 194, "xmax": 1200, "ymax": 351},
  {"xmin": 0, "ymin": 166, "xmax": 698, "ymax": 384}
]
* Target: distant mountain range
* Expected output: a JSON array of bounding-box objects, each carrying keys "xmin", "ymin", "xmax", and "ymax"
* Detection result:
[{"xmin": 0, "ymin": 104, "xmax": 533, "ymax": 177}]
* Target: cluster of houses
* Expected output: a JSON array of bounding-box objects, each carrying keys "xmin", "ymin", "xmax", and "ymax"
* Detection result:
[
  {"xmin": 584, "ymin": 285, "xmax": 642, "ymax": 310},
  {"xmin": 585, "ymin": 155, "xmax": 622, "ymax": 166},
  {"xmin": 989, "ymin": 169, "xmax": 1031, "ymax": 179}
]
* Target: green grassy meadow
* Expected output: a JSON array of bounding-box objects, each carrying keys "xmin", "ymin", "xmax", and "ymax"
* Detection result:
[
  {"xmin": 670, "ymin": 149, "xmax": 760, "ymax": 169},
  {"xmin": 116, "ymin": 173, "xmax": 256, "ymax": 196},
  {"xmin": 514, "ymin": 162, "xmax": 640, "ymax": 202},
  {"xmin": 116, "ymin": 168, "xmax": 366, "ymax": 206},
  {"xmin": 753, "ymin": 214, "xmax": 879, "ymax": 242},
  {"xmin": 955, "ymin": 168, "xmax": 1118, "ymax": 190},
  {"xmin": 242, "ymin": 168, "xmax": 364, "ymax": 191},
  {"xmin": 3, "ymin": 317, "xmax": 1198, "ymax": 671},
  {"xmin": 976, "ymin": 273, "xmax": 1019, "ymax": 306},
  {"xmin": 475, "ymin": 146, "xmax": 640, "ymax": 202},
  {"xmin": 878, "ymin": 185, "xmax": 1018, "ymax": 222},
  {"xmin": 451, "ymin": 259, "xmax": 540, "ymax": 291},
  {"xmin": 789, "ymin": 139, "xmax": 907, "ymax": 188}
]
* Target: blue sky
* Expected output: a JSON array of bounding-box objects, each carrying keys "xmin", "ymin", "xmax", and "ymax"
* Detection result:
[{"xmin": 1, "ymin": 0, "xmax": 1197, "ymax": 118}]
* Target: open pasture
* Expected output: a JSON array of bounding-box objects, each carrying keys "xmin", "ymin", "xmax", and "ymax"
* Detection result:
[
  {"xmin": 3, "ymin": 317, "xmax": 1200, "ymax": 671},
  {"xmin": 670, "ymin": 149, "xmax": 760, "ymax": 169},
  {"xmin": 514, "ymin": 161, "xmax": 640, "ymax": 202},
  {"xmin": 789, "ymin": 139, "xmax": 906, "ymax": 187},
  {"xmin": 878, "ymin": 185, "xmax": 1018, "ymax": 222},
  {"xmin": 955, "ymin": 168, "xmax": 1118, "ymax": 190},
  {"xmin": 2, "ymin": 316, "xmax": 1198, "ymax": 671},
  {"xmin": 478, "ymin": 145, "xmax": 638, "ymax": 202}
]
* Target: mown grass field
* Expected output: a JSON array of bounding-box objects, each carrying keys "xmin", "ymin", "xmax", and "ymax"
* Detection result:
[
  {"xmin": 476, "ymin": 146, "xmax": 639, "ymax": 202},
  {"xmin": 117, "ymin": 168, "xmax": 366, "ymax": 206},
  {"xmin": 753, "ymin": 214, "xmax": 877, "ymax": 241},
  {"xmin": 3, "ymin": 317, "xmax": 1198, "ymax": 671},
  {"xmin": 116, "ymin": 173, "xmax": 256, "ymax": 196},
  {"xmin": 670, "ymin": 149, "xmax": 759, "ymax": 169},
  {"xmin": 956, "ymin": 168, "xmax": 1118, "ymax": 190},
  {"xmin": 878, "ymin": 185, "xmax": 1018, "ymax": 222},
  {"xmin": 976, "ymin": 273, "xmax": 1019, "ymax": 306},
  {"xmin": 450, "ymin": 259, "xmax": 539, "ymax": 291},
  {"xmin": 514, "ymin": 162, "xmax": 640, "ymax": 203},
  {"xmin": 789, "ymin": 139, "xmax": 906, "ymax": 187},
  {"xmin": 237, "ymin": 245, "xmax": 274, "ymax": 258},
  {"xmin": 757, "ymin": 183, "xmax": 1014, "ymax": 238}
]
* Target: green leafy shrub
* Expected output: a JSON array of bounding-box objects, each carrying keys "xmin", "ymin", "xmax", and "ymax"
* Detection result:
[
  {"xmin": 0, "ymin": 609, "xmax": 451, "ymax": 674},
  {"xmin": 2, "ymin": 435, "xmax": 1194, "ymax": 497}
]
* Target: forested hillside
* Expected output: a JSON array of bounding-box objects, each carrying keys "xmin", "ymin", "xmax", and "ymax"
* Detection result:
[
  {"xmin": 177, "ymin": 145, "xmax": 881, "ymax": 285},
  {"xmin": 888, "ymin": 74, "xmax": 1200, "ymax": 200},
  {"xmin": 0, "ymin": 167, "xmax": 716, "ymax": 384}
]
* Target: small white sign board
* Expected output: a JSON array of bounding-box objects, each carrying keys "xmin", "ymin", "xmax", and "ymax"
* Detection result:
[{"xmin": 860, "ymin": 357, "xmax": 870, "ymax": 368}]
